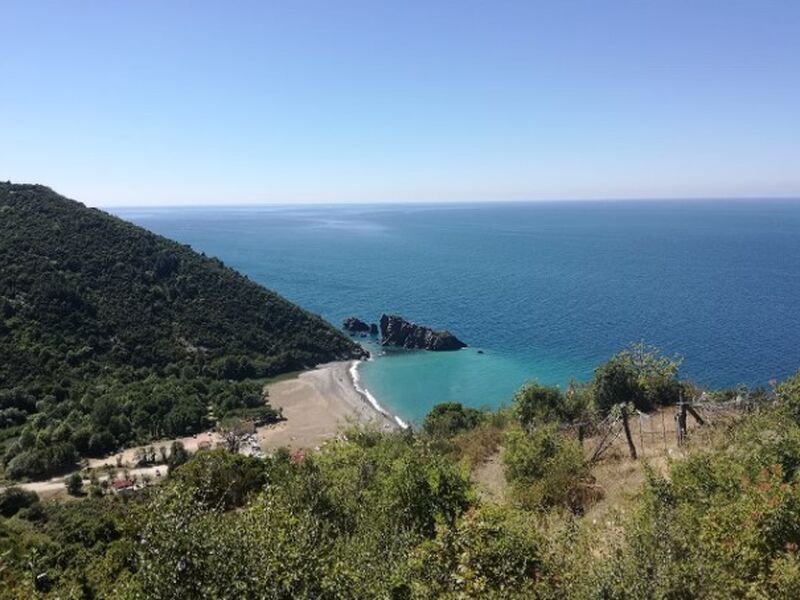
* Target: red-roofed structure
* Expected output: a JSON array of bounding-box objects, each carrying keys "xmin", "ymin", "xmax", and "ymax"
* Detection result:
[{"xmin": 111, "ymin": 479, "xmax": 135, "ymax": 492}]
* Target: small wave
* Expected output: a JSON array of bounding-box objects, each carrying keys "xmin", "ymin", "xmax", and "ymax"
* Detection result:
[{"xmin": 349, "ymin": 361, "xmax": 409, "ymax": 429}]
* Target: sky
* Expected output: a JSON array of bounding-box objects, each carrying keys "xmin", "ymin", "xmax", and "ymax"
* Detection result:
[{"xmin": 1, "ymin": 1, "xmax": 799, "ymax": 206}]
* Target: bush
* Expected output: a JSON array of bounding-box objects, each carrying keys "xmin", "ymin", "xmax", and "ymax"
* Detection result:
[
  {"xmin": 167, "ymin": 440, "xmax": 190, "ymax": 473},
  {"xmin": 65, "ymin": 473, "xmax": 83, "ymax": 496},
  {"xmin": 593, "ymin": 342, "xmax": 683, "ymax": 413},
  {"xmin": 513, "ymin": 382, "xmax": 564, "ymax": 429},
  {"xmin": 503, "ymin": 424, "xmax": 590, "ymax": 511},
  {"xmin": 423, "ymin": 402, "xmax": 484, "ymax": 437},
  {"xmin": 0, "ymin": 486, "xmax": 39, "ymax": 517},
  {"xmin": 408, "ymin": 505, "xmax": 545, "ymax": 597},
  {"xmin": 778, "ymin": 369, "xmax": 800, "ymax": 420},
  {"xmin": 171, "ymin": 449, "xmax": 268, "ymax": 509}
]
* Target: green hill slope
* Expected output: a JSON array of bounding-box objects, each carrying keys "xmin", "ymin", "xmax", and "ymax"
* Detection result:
[{"xmin": 0, "ymin": 183, "xmax": 365, "ymax": 478}]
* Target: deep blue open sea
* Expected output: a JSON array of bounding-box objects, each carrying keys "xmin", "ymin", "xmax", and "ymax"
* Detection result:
[{"xmin": 113, "ymin": 201, "xmax": 800, "ymax": 425}]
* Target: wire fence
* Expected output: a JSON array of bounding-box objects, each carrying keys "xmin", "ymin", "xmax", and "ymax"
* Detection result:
[{"xmin": 568, "ymin": 395, "xmax": 768, "ymax": 463}]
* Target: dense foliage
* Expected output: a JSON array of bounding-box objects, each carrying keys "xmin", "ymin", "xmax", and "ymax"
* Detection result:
[
  {"xmin": 503, "ymin": 425, "xmax": 590, "ymax": 511},
  {"xmin": 2, "ymin": 185, "xmax": 798, "ymax": 596},
  {"xmin": 0, "ymin": 183, "xmax": 364, "ymax": 479},
  {"xmin": 592, "ymin": 342, "xmax": 684, "ymax": 413},
  {"xmin": 513, "ymin": 381, "xmax": 592, "ymax": 430},
  {"xmin": 1, "ymin": 366, "xmax": 800, "ymax": 598},
  {"xmin": 423, "ymin": 401, "xmax": 484, "ymax": 437}
]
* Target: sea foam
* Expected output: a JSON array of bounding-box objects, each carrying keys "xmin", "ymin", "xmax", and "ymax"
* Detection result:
[{"xmin": 349, "ymin": 361, "xmax": 409, "ymax": 429}]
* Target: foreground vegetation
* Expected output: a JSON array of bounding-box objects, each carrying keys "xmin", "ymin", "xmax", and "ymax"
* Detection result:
[
  {"xmin": 2, "ymin": 343, "xmax": 800, "ymax": 598},
  {"xmin": 0, "ymin": 183, "xmax": 364, "ymax": 479}
]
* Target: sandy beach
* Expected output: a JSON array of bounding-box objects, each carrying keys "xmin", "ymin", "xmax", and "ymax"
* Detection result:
[
  {"xmin": 256, "ymin": 360, "xmax": 397, "ymax": 451},
  {"xmin": 1, "ymin": 361, "xmax": 394, "ymax": 497}
]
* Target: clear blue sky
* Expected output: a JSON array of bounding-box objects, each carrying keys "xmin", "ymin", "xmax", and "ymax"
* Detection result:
[{"xmin": 2, "ymin": 1, "xmax": 799, "ymax": 206}]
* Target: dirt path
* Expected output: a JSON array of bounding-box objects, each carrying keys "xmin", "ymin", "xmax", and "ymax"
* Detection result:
[
  {"xmin": 2, "ymin": 361, "xmax": 393, "ymax": 497},
  {"xmin": 471, "ymin": 450, "xmax": 508, "ymax": 503}
]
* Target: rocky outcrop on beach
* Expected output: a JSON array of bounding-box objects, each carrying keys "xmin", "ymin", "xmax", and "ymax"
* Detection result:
[
  {"xmin": 342, "ymin": 317, "xmax": 371, "ymax": 333},
  {"xmin": 379, "ymin": 314, "xmax": 467, "ymax": 351}
]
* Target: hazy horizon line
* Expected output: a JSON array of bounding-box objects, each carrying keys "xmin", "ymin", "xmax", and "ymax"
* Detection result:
[{"xmin": 100, "ymin": 194, "xmax": 800, "ymax": 210}]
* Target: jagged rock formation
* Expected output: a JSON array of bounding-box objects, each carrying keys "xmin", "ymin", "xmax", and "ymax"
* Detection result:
[
  {"xmin": 379, "ymin": 314, "xmax": 466, "ymax": 351},
  {"xmin": 343, "ymin": 317, "xmax": 379, "ymax": 337},
  {"xmin": 343, "ymin": 317, "xmax": 371, "ymax": 333}
]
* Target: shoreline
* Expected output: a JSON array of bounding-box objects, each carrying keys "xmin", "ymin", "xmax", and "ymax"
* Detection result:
[
  {"xmin": 255, "ymin": 360, "xmax": 399, "ymax": 451},
  {"xmin": 0, "ymin": 361, "xmax": 400, "ymax": 497},
  {"xmin": 349, "ymin": 360, "xmax": 409, "ymax": 429}
]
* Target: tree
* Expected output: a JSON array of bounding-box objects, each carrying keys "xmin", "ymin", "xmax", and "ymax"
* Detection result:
[
  {"xmin": 0, "ymin": 486, "xmax": 39, "ymax": 517},
  {"xmin": 513, "ymin": 382, "xmax": 566, "ymax": 429},
  {"xmin": 65, "ymin": 473, "xmax": 83, "ymax": 496},
  {"xmin": 168, "ymin": 441, "xmax": 190, "ymax": 472},
  {"xmin": 217, "ymin": 417, "xmax": 248, "ymax": 453},
  {"xmin": 593, "ymin": 342, "xmax": 683, "ymax": 413}
]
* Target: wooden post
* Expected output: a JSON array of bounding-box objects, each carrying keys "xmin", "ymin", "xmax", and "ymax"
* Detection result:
[
  {"xmin": 686, "ymin": 404, "xmax": 705, "ymax": 426},
  {"xmin": 677, "ymin": 403, "xmax": 688, "ymax": 445},
  {"xmin": 638, "ymin": 415, "xmax": 645, "ymax": 459},
  {"xmin": 621, "ymin": 406, "xmax": 637, "ymax": 460}
]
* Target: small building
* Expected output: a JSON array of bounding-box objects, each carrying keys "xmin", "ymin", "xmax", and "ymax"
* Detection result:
[{"xmin": 111, "ymin": 479, "xmax": 135, "ymax": 495}]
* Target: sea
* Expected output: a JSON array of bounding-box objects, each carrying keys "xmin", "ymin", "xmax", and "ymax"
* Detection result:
[{"xmin": 113, "ymin": 200, "xmax": 800, "ymax": 426}]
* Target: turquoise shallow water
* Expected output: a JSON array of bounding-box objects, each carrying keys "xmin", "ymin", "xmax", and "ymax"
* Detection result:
[{"xmin": 114, "ymin": 201, "xmax": 800, "ymax": 425}]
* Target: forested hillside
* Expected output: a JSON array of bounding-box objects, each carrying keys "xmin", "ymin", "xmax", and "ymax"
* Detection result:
[{"xmin": 0, "ymin": 183, "xmax": 365, "ymax": 478}]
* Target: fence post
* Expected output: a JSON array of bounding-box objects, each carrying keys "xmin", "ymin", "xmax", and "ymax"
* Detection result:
[
  {"xmin": 638, "ymin": 415, "xmax": 645, "ymax": 459},
  {"xmin": 686, "ymin": 404, "xmax": 706, "ymax": 426},
  {"xmin": 621, "ymin": 405, "xmax": 638, "ymax": 460},
  {"xmin": 677, "ymin": 403, "xmax": 688, "ymax": 445}
]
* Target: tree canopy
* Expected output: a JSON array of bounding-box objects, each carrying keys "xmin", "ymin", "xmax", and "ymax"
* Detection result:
[
  {"xmin": 592, "ymin": 342, "xmax": 684, "ymax": 413},
  {"xmin": 0, "ymin": 183, "xmax": 364, "ymax": 478}
]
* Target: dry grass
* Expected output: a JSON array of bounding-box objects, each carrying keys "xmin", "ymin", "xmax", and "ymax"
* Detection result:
[
  {"xmin": 583, "ymin": 404, "xmax": 743, "ymax": 520},
  {"xmin": 452, "ymin": 425, "xmax": 505, "ymax": 469},
  {"xmin": 471, "ymin": 449, "xmax": 508, "ymax": 503},
  {"xmin": 468, "ymin": 404, "xmax": 743, "ymax": 521}
]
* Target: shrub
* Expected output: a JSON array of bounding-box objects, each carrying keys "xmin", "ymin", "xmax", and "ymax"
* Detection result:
[
  {"xmin": 777, "ymin": 369, "xmax": 800, "ymax": 420},
  {"xmin": 408, "ymin": 505, "xmax": 545, "ymax": 597},
  {"xmin": 0, "ymin": 486, "xmax": 39, "ymax": 517},
  {"xmin": 513, "ymin": 382, "xmax": 564, "ymax": 429},
  {"xmin": 65, "ymin": 473, "xmax": 84, "ymax": 496},
  {"xmin": 503, "ymin": 424, "xmax": 590, "ymax": 511},
  {"xmin": 171, "ymin": 449, "xmax": 268, "ymax": 509},
  {"xmin": 167, "ymin": 440, "xmax": 190, "ymax": 472},
  {"xmin": 423, "ymin": 402, "xmax": 484, "ymax": 437},
  {"xmin": 593, "ymin": 342, "xmax": 683, "ymax": 413}
]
